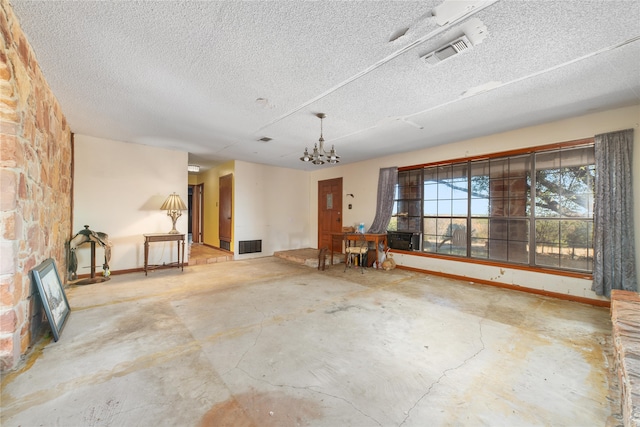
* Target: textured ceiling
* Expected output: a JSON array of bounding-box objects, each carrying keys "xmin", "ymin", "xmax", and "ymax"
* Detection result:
[{"xmin": 10, "ymin": 0, "xmax": 640, "ymax": 171}]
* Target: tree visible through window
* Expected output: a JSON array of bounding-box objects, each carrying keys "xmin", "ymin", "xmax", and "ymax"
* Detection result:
[
  {"xmin": 534, "ymin": 146, "xmax": 594, "ymax": 271},
  {"xmin": 390, "ymin": 141, "xmax": 595, "ymax": 273}
]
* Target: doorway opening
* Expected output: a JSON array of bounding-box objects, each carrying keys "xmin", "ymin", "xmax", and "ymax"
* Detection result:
[
  {"xmin": 188, "ymin": 184, "xmax": 204, "ymax": 244},
  {"xmin": 219, "ymin": 174, "xmax": 233, "ymax": 251}
]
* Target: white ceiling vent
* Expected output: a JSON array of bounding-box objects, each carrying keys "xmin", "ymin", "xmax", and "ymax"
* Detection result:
[
  {"xmin": 421, "ymin": 35, "xmax": 472, "ymax": 65},
  {"xmin": 432, "ymin": 0, "xmax": 496, "ymax": 26}
]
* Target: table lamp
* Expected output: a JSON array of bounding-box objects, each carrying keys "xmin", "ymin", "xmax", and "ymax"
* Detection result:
[{"xmin": 160, "ymin": 192, "xmax": 187, "ymax": 234}]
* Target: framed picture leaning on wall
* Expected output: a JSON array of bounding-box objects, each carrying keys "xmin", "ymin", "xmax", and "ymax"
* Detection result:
[{"xmin": 31, "ymin": 258, "xmax": 70, "ymax": 342}]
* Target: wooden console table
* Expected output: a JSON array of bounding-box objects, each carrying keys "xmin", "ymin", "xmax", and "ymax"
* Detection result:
[
  {"xmin": 330, "ymin": 232, "xmax": 388, "ymax": 269},
  {"xmin": 143, "ymin": 233, "xmax": 185, "ymax": 276}
]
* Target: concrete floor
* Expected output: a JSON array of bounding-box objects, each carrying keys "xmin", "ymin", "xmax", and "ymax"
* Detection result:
[{"xmin": 1, "ymin": 256, "xmax": 616, "ymax": 426}]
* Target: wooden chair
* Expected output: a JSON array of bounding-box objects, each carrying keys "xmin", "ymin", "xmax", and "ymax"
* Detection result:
[{"xmin": 344, "ymin": 233, "xmax": 368, "ymax": 274}]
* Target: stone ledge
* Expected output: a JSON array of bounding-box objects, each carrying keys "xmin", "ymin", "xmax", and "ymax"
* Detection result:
[
  {"xmin": 611, "ymin": 290, "xmax": 640, "ymax": 427},
  {"xmin": 274, "ymin": 248, "xmax": 344, "ymax": 268}
]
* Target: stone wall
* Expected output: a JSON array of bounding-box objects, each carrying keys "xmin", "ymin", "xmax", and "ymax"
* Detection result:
[
  {"xmin": 0, "ymin": 0, "xmax": 72, "ymax": 371},
  {"xmin": 611, "ymin": 290, "xmax": 640, "ymax": 427}
]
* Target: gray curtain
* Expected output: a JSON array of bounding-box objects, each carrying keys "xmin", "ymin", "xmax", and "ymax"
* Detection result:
[
  {"xmin": 592, "ymin": 129, "xmax": 637, "ymax": 297},
  {"xmin": 367, "ymin": 167, "xmax": 398, "ymax": 234}
]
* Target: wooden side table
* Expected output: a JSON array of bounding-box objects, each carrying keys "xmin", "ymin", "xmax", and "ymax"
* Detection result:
[{"xmin": 143, "ymin": 233, "xmax": 185, "ymax": 276}]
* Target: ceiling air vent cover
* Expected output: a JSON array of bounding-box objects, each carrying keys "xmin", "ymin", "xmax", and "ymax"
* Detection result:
[{"xmin": 421, "ymin": 35, "xmax": 472, "ymax": 65}]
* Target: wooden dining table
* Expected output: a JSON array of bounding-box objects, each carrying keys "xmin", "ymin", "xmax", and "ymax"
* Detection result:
[{"xmin": 329, "ymin": 232, "xmax": 388, "ymax": 269}]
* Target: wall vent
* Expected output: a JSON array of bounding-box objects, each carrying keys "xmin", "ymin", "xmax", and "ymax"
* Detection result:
[
  {"xmin": 220, "ymin": 240, "xmax": 231, "ymax": 251},
  {"xmin": 239, "ymin": 240, "xmax": 262, "ymax": 254},
  {"xmin": 421, "ymin": 35, "xmax": 472, "ymax": 65}
]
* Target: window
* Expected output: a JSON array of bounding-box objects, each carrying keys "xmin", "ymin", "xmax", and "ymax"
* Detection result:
[
  {"xmin": 390, "ymin": 141, "xmax": 595, "ymax": 273},
  {"xmin": 534, "ymin": 146, "xmax": 595, "ymax": 271},
  {"xmin": 423, "ymin": 163, "xmax": 468, "ymax": 255},
  {"xmin": 389, "ymin": 169, "xmax": 422, "ymax": 232}
]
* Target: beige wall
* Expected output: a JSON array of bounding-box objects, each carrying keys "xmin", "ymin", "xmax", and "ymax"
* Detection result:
[
  {"xmin": 234, "ymin": 161, "xmax": 310, "ymax": 259},
  {"xmin": 190, "ymin": 160, "xmax": 310, "ymax": 257},
  {"xmin": 73, "ymin": 135, "xmax": 188, "ymax": 271},
  {"xmin": 0, "ymin": 1, "xmax": 72, "ymax": 370},
  {"xmin": 309, "ymin": 104, "xmax": 640, "ymax": 302}
]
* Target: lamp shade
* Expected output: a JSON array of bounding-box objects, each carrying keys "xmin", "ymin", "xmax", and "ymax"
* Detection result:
[{"xmin": 160, "ymin": 193, "xmax": 187, "ymax": 211}]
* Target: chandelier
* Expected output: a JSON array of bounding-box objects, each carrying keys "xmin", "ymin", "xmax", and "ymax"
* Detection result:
[{"xmin": 300, "ymin": 113, "xmax": 340, "ymax": 165}]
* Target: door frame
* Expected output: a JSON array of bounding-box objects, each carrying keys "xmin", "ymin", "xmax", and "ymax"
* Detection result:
[{"xmin": 317, "ymin": 177, "xmax": 343, "ymax": 252}]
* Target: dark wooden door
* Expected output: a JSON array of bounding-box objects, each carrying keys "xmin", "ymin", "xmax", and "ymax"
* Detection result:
[
  {"xmin": 191, "ymin": 184, "xmax": 203, "ymax": 243},
  {"xmin": 318, "ymin": 178, "xmax": 343, "ymax": 252},
  {"xmin": 219, "ymin": 174, "xmax": 232, "ymax": 245}
]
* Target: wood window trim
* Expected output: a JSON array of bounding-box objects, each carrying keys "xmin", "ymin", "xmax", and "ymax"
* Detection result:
[{"xmin": 398, "ymin": 137, "xmax": 594, "ymax": 171}]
